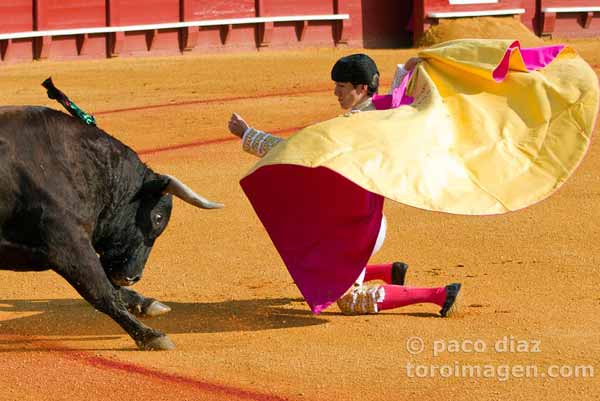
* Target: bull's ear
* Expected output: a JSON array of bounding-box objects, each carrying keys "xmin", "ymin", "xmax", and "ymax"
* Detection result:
[{"xmin": 138, "ymin": 174, "xmax": 171, "ymax": 198}]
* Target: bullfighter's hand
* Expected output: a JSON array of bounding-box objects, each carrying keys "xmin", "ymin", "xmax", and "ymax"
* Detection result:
[
  {"xmin": 405, "ymin": 57, "xmax": 423, "ymax": 71},
  {"xmin": 228, "ymin": 113, "xmax": 249, "ymax": 138}
]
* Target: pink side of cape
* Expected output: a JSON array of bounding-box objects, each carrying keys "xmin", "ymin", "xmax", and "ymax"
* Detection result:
[
  {"xmin": 372, "ymin": 69, "xmax": 415, "ymax": 110},
  {"xmin": 492, "ymin": 41, "xmax": 566, "ymax": 81},
  {"xmin": 240, "ymin": 165, "xmax": 383, "ymax": 314}
]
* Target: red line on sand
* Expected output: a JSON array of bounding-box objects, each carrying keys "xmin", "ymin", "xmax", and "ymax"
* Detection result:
[
  {"xmin": 138, "ymin": 127, "xmax": 301, "ymax": 156},
  {"xmin": 92, "ymin": 88, "xmax": 324, "ymax": 156},
  {"xmin": 3, "ymin": 335, "xmax": 286, "ymax": 401},
  {"xmin": 67, "ymin": 352, "xmax": 287, "ymax": 401},
  {"xmin": 97, "ymin": 82, "xmax": 402, "ymax": 117},
  {"xmin": 95, "ymin": 89, "xmax": 327, "ymax": 116},
  {"xmin": 138, "ymin": 136, "xmax": 237, "ymax": 155},
  {"xmin": 102, "ymin": 82, "xmax": 402, "ymax": 156}
]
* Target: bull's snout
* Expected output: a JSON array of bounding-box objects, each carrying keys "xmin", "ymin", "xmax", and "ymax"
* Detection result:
[{"xmin": 102, "ymin": 245, "xmax": 152, "ymax": 287}]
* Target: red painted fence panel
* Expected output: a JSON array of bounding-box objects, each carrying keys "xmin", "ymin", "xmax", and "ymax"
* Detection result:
[
  {"xmin": 114, "ymin": 0, "xmax": 179, "ymax": 55},
  {"xmin": 186, "ymin": 0, "xmax": 257, "ymax": 52},
  {"xmin": 538, "ymin": 0, "xmax": 600, "ymax": 37},
  {"xmin": 0, "ymin": 0, "xmax": 34, "ymax": 32},
  {"xmin": 187, "ymin": 0, "xmax": 256, "ymax": 19},
  {"xmin": 0, "ymin": 0, "xmax": 34, "ymax": 61},
  {"xmin": 261, "ymin": 0, "xmax": 334, "ymax": 15},
  {"xmin": 414, "ymin": 0, "xmax": 525, "ymax": 40},
  {"xmin": 424, "ymin": 0, "xmax": 524, "ymax": 13},
  {"xmin": 43, "ymin": 0, "xmax": 106, "ymax": 29},
  {"xmin": 38, "ymin": 0, "xmax": 107, "ymax": 59}
]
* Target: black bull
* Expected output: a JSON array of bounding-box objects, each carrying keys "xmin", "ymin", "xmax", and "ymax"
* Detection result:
[{"xmin": 0, "ymin": 106, "xmax": 223, "ymax": 350}]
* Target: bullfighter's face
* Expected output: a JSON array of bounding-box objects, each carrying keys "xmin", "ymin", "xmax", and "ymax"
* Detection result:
[
  {"xmin": 333, "ymin": 81, "xmax": 369, "ymax": 110},
  {"xmin": 98, "ymin": 179, "xmax": 174, "ymax": 287}
]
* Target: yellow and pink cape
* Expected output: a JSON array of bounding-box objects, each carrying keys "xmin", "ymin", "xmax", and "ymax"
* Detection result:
[{"xmin": 241, "ymin": 39, "xmax": 599, "ymax": 313}]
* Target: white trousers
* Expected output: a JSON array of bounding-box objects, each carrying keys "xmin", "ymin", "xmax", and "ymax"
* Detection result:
[{"xmin": 354, "ymin": 214, "xmax": 387, "ymax": 286}]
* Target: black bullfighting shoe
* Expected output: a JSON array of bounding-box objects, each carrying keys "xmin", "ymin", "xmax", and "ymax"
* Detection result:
[
  {"xmin": 440, "ymin": 283, "xmax": 462, "ymax": 318},
  {"xmin": 391, "ymin": 262, "xmax": 409, "ymax": 285}
]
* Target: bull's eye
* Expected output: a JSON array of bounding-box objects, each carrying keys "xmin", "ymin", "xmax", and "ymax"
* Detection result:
[{"xmin": 155, "ymin": 213, "xmax": 163, "ymax": 225}]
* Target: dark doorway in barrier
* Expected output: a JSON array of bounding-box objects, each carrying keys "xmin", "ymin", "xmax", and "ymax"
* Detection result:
[{"xmin": 361, "ymin": 0, "xmax": 413, "ymax": 48}]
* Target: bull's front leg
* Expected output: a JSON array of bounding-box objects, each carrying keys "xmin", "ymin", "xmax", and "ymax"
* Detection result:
[
  {"xmin": 48, "ymin": 228, "xmax": 174, "ymax": 350},
  {"xmin": 116, "ymin": 287, "xmax": 171, "ymax": 317}
]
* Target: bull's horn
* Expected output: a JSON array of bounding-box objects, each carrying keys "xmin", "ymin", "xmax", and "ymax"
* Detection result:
[{"xmin": 163, "ymin": 174, "xmax": 224, "ymax": 209}]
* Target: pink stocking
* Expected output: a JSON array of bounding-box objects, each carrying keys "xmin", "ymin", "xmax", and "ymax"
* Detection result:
[
  {"xmin": 378, "ymin": 285, "xmax": 447, "ymax": 311},
  {"xmin": 364, "ymin": 263, "xmax": 393, "ymax": 283}
]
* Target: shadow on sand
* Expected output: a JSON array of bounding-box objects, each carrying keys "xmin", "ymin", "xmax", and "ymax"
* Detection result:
[{"xmin": 0, "ymin": 297, "xmax": 328, "ymax": 342}]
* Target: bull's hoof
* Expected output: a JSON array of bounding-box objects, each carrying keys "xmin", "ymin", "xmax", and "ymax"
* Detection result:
[
  {"xmin": 130, "ymin": 300, "xmax": 172, "ymax": 317},
  {"xmin": 139, "ymin": 335, "xmax": 176, "ymax": 351},
  {"xmin": 144, "ymin": 300, "xmax": 172, "ymax": 317}
]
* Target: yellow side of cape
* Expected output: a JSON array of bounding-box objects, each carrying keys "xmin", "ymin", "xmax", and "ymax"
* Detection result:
[{"xmin": 246, "ymin": 39, "xmax": 599, "ymax": 215}]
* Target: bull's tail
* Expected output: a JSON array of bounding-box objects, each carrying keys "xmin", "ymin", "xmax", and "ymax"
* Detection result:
[{"xmin": 42, "ymin": 77, "xmax": 96, "ymax": 126}]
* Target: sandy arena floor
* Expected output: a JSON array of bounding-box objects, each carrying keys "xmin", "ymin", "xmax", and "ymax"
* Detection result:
[{"xmin": 1, "ymin": 40, "xmax": 599, "ymax": 401}]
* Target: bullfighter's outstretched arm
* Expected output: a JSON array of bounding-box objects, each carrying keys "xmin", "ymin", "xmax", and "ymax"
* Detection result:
[
  {"xmin": 228, "ymin": 112, "xmax": 283, "ymax": 158},
  {"xmin": 241, "ymin": 127, "xmax": 284, "ymax": 157}
]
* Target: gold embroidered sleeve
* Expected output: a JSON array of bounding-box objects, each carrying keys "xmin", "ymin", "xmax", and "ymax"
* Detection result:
[{"xmin": 242, "ymin": 127, "xmax": 284, "ymax": 157}]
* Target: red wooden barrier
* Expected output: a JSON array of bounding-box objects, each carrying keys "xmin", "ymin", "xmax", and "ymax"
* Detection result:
[
  {"xmin": 426, "ymin": 0, "xmax": 524, "ymax": 13},
  {"xmin": 36, "ymin": 0, "xmax": 107, "ymax": 59},
  {"xmin": 1, "ymin": 0, "xmax": 600, "ymax": 63},
  {"xmin": 0, "ymin": 0, "xmax": 364, "ymax": 62},
  {"xmin": 538, "ymin": 0, "xmax": 600, "ymax": 37},
  {"xmin": 112, "ymin": 0, "xmax": 180, "ymax": 56},
  {"xmin": 255, "ymin": 0, "xmax": 339, "ymax": 49},
  {"xmin": 182, "ymin": 0, "xmax": 255, "ymax": 51},
  {"xmin": 0, "ymin": 0, "xmax": 35, "ymax": 61},
  {"xmin": 521, "ymin": 0, "xmax": 538, "ymax": 32},
  {"xmin": 413, "ymin": 0, "xmax": 526, "ymax": 42}
]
